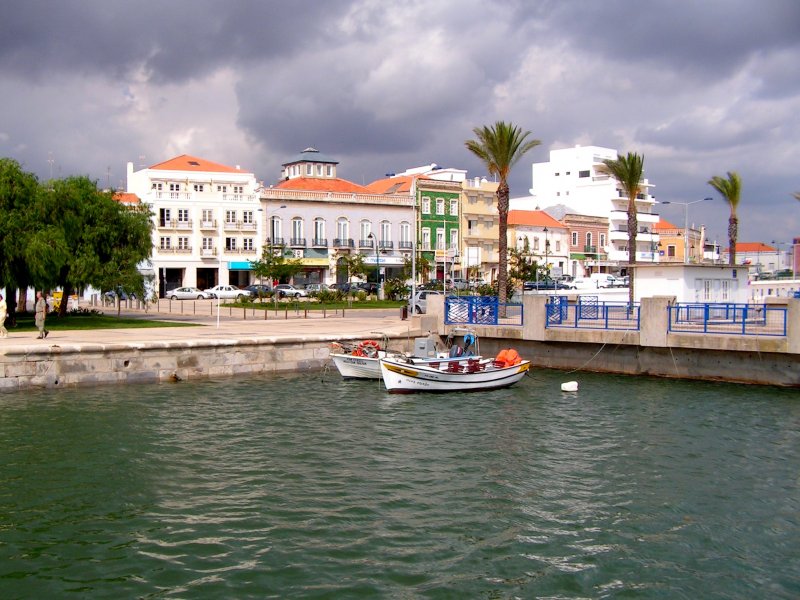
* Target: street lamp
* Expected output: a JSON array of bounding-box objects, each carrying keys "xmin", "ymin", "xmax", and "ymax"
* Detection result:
[
  {"xmin": 661, "ymin": 197, "xmax": 713, "ymax": 264},
  {"xmin": 543, "ymin": 227, "xmax": 549, "ymax": 277}
]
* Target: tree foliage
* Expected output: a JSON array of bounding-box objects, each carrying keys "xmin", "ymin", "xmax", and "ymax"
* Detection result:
[
  {"xmin": 598, "ymin": 152, "xmax": 645, "ymax": 306},
  {"xmin": 465, "ymin": 121, "xmax": 541, "ymax": 304},
  {"xmin": 708, "ymin": 171, "xmax": 742, "ymax": 266},
  {"xmin": 250, "ymin": 245, "xmax": 304, "ymax": 284}
]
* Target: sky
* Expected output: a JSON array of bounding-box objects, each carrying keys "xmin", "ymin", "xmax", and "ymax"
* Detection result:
[{"xmin": 1, "ymin": 0, "xmax": 798, "ymax": 246}]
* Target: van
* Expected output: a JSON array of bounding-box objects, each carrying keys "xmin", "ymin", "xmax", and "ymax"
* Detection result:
[{"xmin": 589, "ymin": 273, "xmax": 618, "ymax": 288}]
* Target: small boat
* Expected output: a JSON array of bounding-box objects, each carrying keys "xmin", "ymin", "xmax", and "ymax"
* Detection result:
[
  {"xmin": 329, "ymin": 331, "xmax": 480, "ymax": 380},
  {"xmin": 380, "ymin": 348, "xmax": 530, "ymax": 393}
]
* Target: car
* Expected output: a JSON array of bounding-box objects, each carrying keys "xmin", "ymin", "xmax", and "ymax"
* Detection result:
[
  {"xmin": 304, "ymin": 283, "xmax": 329, "ymax": 294},
  {"xmin": 407, "ymin": 289, "xmax": 444, "ymax": 314},
  {"xmin": 419, "ymin": 279, "xmax": 446, "ymax": 291},
  {"xmin": 356, "ymin": 282, "xmax": 379, "ymax": 294},
  {"xmin": 204, "ymin": 285, "xmax": 252, "ymax": 300},
  {"xmin": 523, "ymin": 279, "xmax": 567, "ymax": 291},
  {"xmin": 104, "ymin": 288, "xmax": 137, "ymax": 301},
  {"xmin": 166, "ymin": 286, "xmax": 210, "ymax": 300},
  {"xmin": 451, "ymin": 278, "xmax": 470, "ymax": 290},
  {"xmin": 274, "ymin": 284, "xmax": 308, "ymax": 298},
  {"xmin": 244, "ymin": 284, "xmax": 272, "ymax": 297}
]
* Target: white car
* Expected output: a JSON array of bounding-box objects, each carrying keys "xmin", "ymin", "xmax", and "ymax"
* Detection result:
[
  {"xmin": 166, "ymin": 286, "xmax": 210, "ymax": 300},
  {"xmin": 204, "ymin": 285, "xmax": 252, "ymax": 300},
  {"xmin": 408, "ymin": 290, "xmax": 444, "ymax": 314},
  {"xmin": 274, "ymin": 284, "xmax": 308, "ymax": 298}
]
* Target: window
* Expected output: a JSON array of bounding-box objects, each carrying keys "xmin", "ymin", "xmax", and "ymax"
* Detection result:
[
  {"xmin": 449, "ymin": 199, "xmax": 458, "ymax": 216},
  {"xmin": 306, "ymin": 164, "xmax": 312, "ymax": 175},
  {"xmin": 380, "ymin": 220, "xmax": 391, "ymax": 243},
  {"xmin": 193, "ymin": 184, "xmax": 204, "ymax": 192},
  {"xmin": 668, "ymin": 245, "xmax": 676, "ymax": 257},
  {"xmin": 242, "ymin": 238, "xmax": 254, "ymax": 251},
  {"xmin": 292, "ymin": 218, "xmax": 303, "ymax": 240},
  {"xmin": 600, "ymin": 233, "xmax": 606, "ymax": 247},
  {"xmin": 151, "ymin": 182, "xmax": 162, "ymax": 191},
  {"xmin": 314, "ymin": 218, "xmax": 325, "ymax": 241},
  {"xmin": 360, "ymin": 220, "xmax": 371, "ymax": 242},
  {"xmin": 534, "ymin": 237, "xmax": 540, "ymax": 251},
  {"xmin": 421, "ymin": 196, "xmax": 431, "ymax": 214},
  {"xmin": 571, "ymin": 231, "xmax": 578, "ymax": 246},
  {"xmin": 225, "ymin": 237, "xmax": 237, "ymax": 251},
  {"xmin": 579, "ymin": 170, "xmax": 590, "ymax": 178},
  {"xmin": 555, "ymin": 240, "xmax": 561, "ymax": 252},
  {"xmin": 159, "ymin": 237, "xmax": 171, "ymax": 250},
  {"xmin": 177, "ymin": 236, "xmax": 190, "ymax": 250},
  {"xmin": 326, "ymin": 165, "xmax": 333, "ymax": 177},
  {"xmin": 400, "ymin": 221, "xmax": 410, "ymax": 245},
  {"xmin": 336, "ymin": 217, "xmax": 349, "ymax": 241},
  {"xmin": 449, "ymin": 228, "xmax": 458, "ymax": 250},
  {"xmin": 421, "ymin": 228, "xmax": 431, "ymax": 250},
  {"xmin": 436, "ymin": 228, "xmax": 445, "ymax": 250},
  {"xmin": 436, "ymin": 198, "xmax": 445, "ymax": 215},
  {"xmin": 586, "ymin": 232, "xmax": 593, "ymax": 248},
  {"xmin": 202, "ymin": 237, "xmax": 213, "ymax": 250},
  {"xmin": 177, "ymin": 208, "xmax": 189, "ymax": 223},
  {"xmin": 270, "ymin": 216, "xmax": 282, "ymax": 240},
  {"xmin": 242, "ymin": 210, "xmax": 254, "ymax": 225},
  {"xmin": 159, "ymin": 208, "xmax": 171, "ymax": 227},
  {"xmin": 169, "ymin": 183, "xmax": 180, "ymax": 192},
  {"xmin": 225, "ymin": 210, "xmax": 237, "ymax": 224},
  {"xmin": 217, "ymin": 185, "xmax": 227, "ymax": 193},
  {"xmin": 202, "ymin": 209, "xmax": 213, "ymax": 224},
  {"xmin": 316, "ymin": 164, "xmax": 323, "ymax": 176},
  {"xmin": 233, "ymin": 186, "xmax": 243, "ymax": 194}
]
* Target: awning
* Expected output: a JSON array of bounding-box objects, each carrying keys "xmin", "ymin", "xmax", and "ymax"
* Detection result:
[
  {"xmin": 298, "ymin": 258, "xmax": 329, "ymax": 267},
  {"xmin": 570, "ymin": 253, "xmax": 587, "ymax": 260}
]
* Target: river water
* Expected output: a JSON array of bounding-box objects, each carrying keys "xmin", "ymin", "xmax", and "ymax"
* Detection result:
[{"xmin": 0, "ymin": 369, "xmax": 798, "ymax": 599}]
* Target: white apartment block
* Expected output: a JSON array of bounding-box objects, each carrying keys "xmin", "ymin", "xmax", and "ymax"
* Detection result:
[
  {"xmin": 126, "ymin": 155, "xmax": 261, "ymax": 295},
  {"xmin": 523, "ymin": 145, "xmax": 660, "ymax": 266}
]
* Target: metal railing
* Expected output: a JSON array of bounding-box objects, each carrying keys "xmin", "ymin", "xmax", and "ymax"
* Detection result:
[
  {"xmin": 668, "ymin": 303, "xmax": 787, "ymax": 336},
  {"xmin": 546, "ymin": 296, "xmax": 641, "ymax": 330},
  {"xmin": 445, "ymin": 296, "xmax": 523, "ymax": 326}
]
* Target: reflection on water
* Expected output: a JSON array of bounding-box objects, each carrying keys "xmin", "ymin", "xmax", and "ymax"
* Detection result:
[{"xmin": 0, "ymin": 370, "xmax": 798, "ymax": 598}]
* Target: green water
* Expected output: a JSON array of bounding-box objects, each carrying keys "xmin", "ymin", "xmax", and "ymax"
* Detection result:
[{"xmin": 0, "ymin": 370, "xmax": 798, "ymax": 598}]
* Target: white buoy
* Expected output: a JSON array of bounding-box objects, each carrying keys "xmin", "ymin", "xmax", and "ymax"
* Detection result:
[{"xmin": 561, "ymin": 381, "xmax": 578, "ymax": 392}]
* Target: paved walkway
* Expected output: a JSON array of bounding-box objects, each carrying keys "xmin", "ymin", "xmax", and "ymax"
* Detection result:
[{"xmin": 0, "ymin": 307, "xmax": 423, "ymax": 352}]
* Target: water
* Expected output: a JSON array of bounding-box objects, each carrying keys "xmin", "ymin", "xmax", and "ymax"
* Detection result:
[{"xmin": 0, "ymin": 370, "xmax": 798, "ymax": 599}]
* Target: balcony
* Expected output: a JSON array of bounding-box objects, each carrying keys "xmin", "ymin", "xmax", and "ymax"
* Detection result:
[
  {"xmin": 174, "ymin": 246, "xmax": 192, "ymax": 254},
  {"xmin": 379, "ymin": 241, "xmax": 393, "ymax": 250},
  {"xmin": 267, "ymin": 237, "xmax": 285, "ymax": 246},
  {"xmin": 398, "ymin": 241, "xmax": 413, "ymax": 250},
  {"xmin": 358, "ymin": 238, "xmax": 375, "ymax": 248},
  {"xmin": 289, "ymin": 237, "xmax": 306, "ymax": 247},
  {"xmin": 312, "ymin": 238, "xmax": 328, "ymax": 247},
  {"xmin": 200, "ymin": 220, "xmax": 217, "ymax": 230},
  {"xmin": 333, "ymin": 238, "xmax": 355, "ymax": 248},
  {"xmin": 201, "ymin": 248, "xmax": 217, "ymax": 257},
  {"xmin": 241, "ymin": 222, "xmax": 257, "ymax": 231},
  {"xmin": 223, "ymin": 220, "xmax": 240, "ymax": 231},
  {"xmin": 175, "ymin": 220, "xmax": 193, "ymax": 230}
]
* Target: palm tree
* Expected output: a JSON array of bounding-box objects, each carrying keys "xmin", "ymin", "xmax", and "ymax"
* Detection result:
[
  {"xmin": 465, "ymin": 121, "xmax": 541, "ymax": 304},
  {"xmin": 597, "ymin": 152, "xmax": 645, "ymax": 307},
  {"xmin": 708, "ymin": 171, "xmax": 742, "ymax": 266},
  {"xmin": 793, "ymin": 192, "xmax": 800, "ymax": 202}
]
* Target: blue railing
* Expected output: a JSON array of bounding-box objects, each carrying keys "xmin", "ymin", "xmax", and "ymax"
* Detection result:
[
  {"xmin": 445, "ymin": 296, "xmax": 523, "ymax": 326},
  {"xmin": 668, "ymin": 303, "xmax": 787, "ymax": 336},
  {"xmin": 546, "ymin": 297, "xmax": 641, "ymax": 331}
]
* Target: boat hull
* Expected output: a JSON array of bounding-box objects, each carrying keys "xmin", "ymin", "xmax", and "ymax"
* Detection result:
[
  {"xmin": 330, "ymin": 352, "xmax": 382, "ymax": 379},
  {"xmin": 380, "ymin": 358, "xmax": 530, "ymax": 393}
]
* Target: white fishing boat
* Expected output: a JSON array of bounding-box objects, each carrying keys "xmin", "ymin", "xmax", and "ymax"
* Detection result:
[
  {"xmin": 329, "ymin": 331, "xmax": 479, "ymax": 380},
  {"xmin": 379, "ymin": 349, "xmax": 530, "ymax": 393}
]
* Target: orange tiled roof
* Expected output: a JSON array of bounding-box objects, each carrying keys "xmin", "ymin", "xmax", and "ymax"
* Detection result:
[
  {"xmin": 364, "ymin": 175, "xmax": 429, "ymax": 194},
  {"xmin": 113, "ymin": 192, "xmax": 140, "ymax": 205},
  {"xmin": 653, "ymin": 219, "xmax": 679, "ymax": 230},
  {"xmin": 508, "ymin": 210, "xmax": 566, "ymax": 229},
  {"xmin": 273, "ymin": 177, "xmax": 370, "ymax": 194},
  {"xmin": 734, "ymin": 242, "xmax": 775, "ymax": 252},
  {"xmin": 148, "ymin": 154, "xmax": 246, "ymax": 173}
]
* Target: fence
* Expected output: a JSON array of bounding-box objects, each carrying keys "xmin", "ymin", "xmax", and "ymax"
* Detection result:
[
  {"xmin": 668, "ymin": 303, "xmax": 788, "ymax": 336},
  {"xmin": 445, "ymin": 296, "xmax": 523, "ymax": 326},
  {"xmin": 545, "ymin": 296, "xmax": 641, "ymax": 331}
]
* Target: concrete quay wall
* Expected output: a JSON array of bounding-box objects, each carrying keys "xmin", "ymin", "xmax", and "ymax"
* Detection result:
[{"xmin": 432, "ymin": 295, "xmax": 800, "ymax": 387}]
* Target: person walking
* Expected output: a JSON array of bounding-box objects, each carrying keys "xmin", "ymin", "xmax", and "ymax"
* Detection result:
[
  {"xmin": 0, "ymin": 293, "xmax": 7, "ymax": 338},
  {"xmin": 35, "ymin": 291, "xmax": 49, "ymax": 339}
]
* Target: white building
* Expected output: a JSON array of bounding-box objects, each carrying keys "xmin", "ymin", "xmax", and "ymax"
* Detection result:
[
  {"xmin": 514, "ymin": 145, "xmax": 660, "ymax": 267},
  {"xmin": 635, "ymin": 263, "xmax": 749, "ymax": 303},
  {"xmin": 126, "ymin": 155, "xmax": 262, "ymax": 296}
]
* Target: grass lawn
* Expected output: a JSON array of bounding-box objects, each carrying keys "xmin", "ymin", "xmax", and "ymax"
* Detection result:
[
  {"xmin": 237, "ymin": 299, "xmax": 406, "ymax": 311},
  {"xmin": 6, "ymin": 313, "xmax": 197, "ymax": 332}
]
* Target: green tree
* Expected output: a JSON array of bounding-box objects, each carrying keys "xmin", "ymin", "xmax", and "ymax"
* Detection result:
[
  {"xmin": 339, "ymin": 252, "xmax": 367, "ymax": 297},
  {"xmin": 793, "ymin": 192, "xmax": 799, "ymax": 202},
  {"xmin": 465, "ymin": 121, "xmax": 541, "ymax": 303},
  {"xmin": 708, "ymin": 171, "xmax": 742, "ymax": 266},
  {"xmin": 251, "ymin": 245, "xmax": 303, "ymax": 286},
  {"xmin": 598, "ymin": 152, "xmax": 645, "ymax": 306},
  {"xmin": 508, "ymin": 246, "xmax": 544, "ymax": 285},
  {"xmin": 0, "ymin": 158, "xmax": 42, "ymax": 322}
]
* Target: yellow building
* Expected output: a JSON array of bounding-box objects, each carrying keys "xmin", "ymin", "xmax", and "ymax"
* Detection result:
[
  {"xmin": 654, "ymin": 219, "xmax": 704, "ymax": 263},
  {"xmin": 461, "ymin": 178, "xmax": 500, "ymax": 283}
]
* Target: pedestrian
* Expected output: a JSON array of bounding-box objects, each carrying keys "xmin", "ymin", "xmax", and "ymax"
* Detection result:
[
  {"xmin": 0, "ymin": 293, "xmax": 7, "ymax": 338},
  {"xmin": 35, "ymin": 291, "xmax": 49, "ymax": 339}
]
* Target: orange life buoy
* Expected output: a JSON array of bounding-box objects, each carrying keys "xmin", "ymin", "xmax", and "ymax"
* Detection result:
[{"xmin": 358, "ymin": 340, "xmax": 381, "ymax": 358}]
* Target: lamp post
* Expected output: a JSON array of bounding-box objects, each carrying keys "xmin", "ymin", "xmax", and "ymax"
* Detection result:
[
  {"xmin": 367, "ymin": 232, "xmax": 382, "ymax": 299},
  {"xmin": 661, "ymin": 197, "xmax": 713, "ymax": 264},
  {"xmin": 543, "ymin": 227, "xmax": 549, "ymax": 278}
]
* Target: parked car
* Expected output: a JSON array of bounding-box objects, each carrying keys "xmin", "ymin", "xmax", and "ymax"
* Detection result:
[
  {"xmin": 614, "ymin": 275, "xmax": 630, "ymax": 288},
  {"xmin": 274, "ymin": 284, "xmax": 308, "ymax": 298},
  {"xmin": 356, "ymin": 282, "xmax": 379, "ymax": 294},
  {"xmin": 244, "ymin": 284, "xmax": 272, "ymax": 297},
  {"xmin": 166, "ymin": 286, "xmax": 210, "ymax": 300},
  {"xmin": 451, "ymin": 278, "xmax": 470, "ymax": 291},
  {"xmin": 304, "ymin": 283, "xmax": 329, "ymax": 294},
  {"xmin": 204, "ymin": 285, "xmax": 252, "ymax": 300},
  {"xmin": 408, "ymin": 290, "xmax": 444, "ymax": 314},
  {"xmin": 419, "ymin": 279, "xmax": 446, "ymax": 291},
  {"xmin": 523, "ymin": 279, "xmax": 567, "ymax": 291},
  {"xmin": 104, "ymin": 288, "xmax": 137, "ymax": 301}
]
